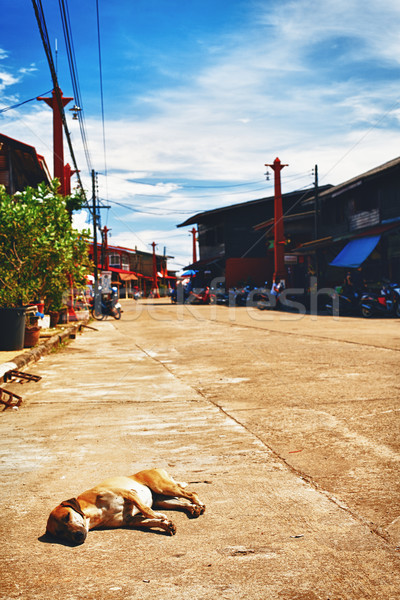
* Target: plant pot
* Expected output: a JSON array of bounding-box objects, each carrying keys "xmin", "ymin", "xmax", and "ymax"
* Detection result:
[
  {"xmin": 58, "ymin": 307, "xmax": 68, "ymax": 324},
  {"xmin": 24, "ymin": 326, "xmax": 41, "ymax": 348},
  {"xmin": 0, "ymin": 307, "xmax": 27, "ymax": 351},
  {"xmin": 49, "ymin": 310, "xmax": 60, "ymax": 328}
]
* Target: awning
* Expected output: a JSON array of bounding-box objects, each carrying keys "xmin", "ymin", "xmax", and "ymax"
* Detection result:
[
  {"xmin": 119, "ymin": 272, "xmax": 138, "ymax": 281},
  {"xmin": 329, "ymin": 235, "xmax": 380, "ymax": 268}
]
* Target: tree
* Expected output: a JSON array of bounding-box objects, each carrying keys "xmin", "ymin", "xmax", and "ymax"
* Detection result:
[{"xmin": 0, "ymin": 181, "xmax": 92, "ymax": 309}]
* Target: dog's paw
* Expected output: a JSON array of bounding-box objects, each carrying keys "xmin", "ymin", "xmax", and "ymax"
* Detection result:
[
  {"xmin": 164, "ymin": 519, "xmax": 176, "ymax": 536},
  {"xmin": 187, "ymin": 504, "xmax": 203, "ymax": 518}
]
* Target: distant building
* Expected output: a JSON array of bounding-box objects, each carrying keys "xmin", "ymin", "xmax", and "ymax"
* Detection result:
[{"xmin": 88, "ymin": 241, "xmax": 175, "ymax": 297}]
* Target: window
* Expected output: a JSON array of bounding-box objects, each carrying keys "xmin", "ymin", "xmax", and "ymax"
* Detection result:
[
  {"xmin": 109, "ymin": 253, "xmax": 121, "ymax": 268},
  {"xmin": 121, "ymin": 255, "xmax": 130, "ymax": 271}
]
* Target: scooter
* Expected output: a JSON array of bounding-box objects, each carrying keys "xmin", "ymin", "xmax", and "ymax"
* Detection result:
[
  {"xmin": 188, "ymin": 286, "xmax": 211, "ymax": 304},
  {"xmin": 360, "ymin": 283, "xmax": 400, "ymax": 318},
  {"xmin": 325, "ymin": 291, "xmax": 361, "ymax": 316},
  {"xmin": 171, "ymin": 286, "xmax": 190, "ymax": 304},
  {"xmin": 90, "ymin": 290, "xmax": 122, "ymax": 320}
]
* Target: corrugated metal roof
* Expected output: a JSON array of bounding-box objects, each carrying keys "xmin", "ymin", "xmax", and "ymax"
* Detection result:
[
  {"xmin": 318, "ymin": 156, "xmax": 400, "ymax": 200},
  {"xmin": 176, "ymin": 187, "xmax": 322, "ymax": 227}
]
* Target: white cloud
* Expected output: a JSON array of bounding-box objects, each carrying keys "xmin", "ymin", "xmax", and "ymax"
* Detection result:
[
  {"xmin": 0, "ymin": 70, "xmax": 20, "ymax": 93},
  {"xmin": 3, "ymin": 0, "xmax": 400, "ymax": 270}
]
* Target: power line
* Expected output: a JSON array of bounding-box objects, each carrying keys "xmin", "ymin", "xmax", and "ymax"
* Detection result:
[
  {"xmin": 96, "ymin": 0, "xmax": 108, "ymax": 199},
  {"xmin": 58, "ymin": 0, "xmax": 93, "ymax": 174},
  {"xmin": 31, "ymin": 0, "xmax": 89, "ymax": 206},
  {"xmin": 0, "ymin": 89, "xmax": 52, "ymax": 113},
  {"xmin": 106, "ymin": 198, "xmax": 195, "ymax": 215}
]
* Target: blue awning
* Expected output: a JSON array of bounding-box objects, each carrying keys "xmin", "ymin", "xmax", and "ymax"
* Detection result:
[{"xmin": 330, "ymin": 235, "xmax": 380, "ymax": 268}]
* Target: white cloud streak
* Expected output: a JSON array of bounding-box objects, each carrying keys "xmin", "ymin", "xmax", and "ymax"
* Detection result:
[{"xmin": 3, "ymin": 1, "xmax": 400, "ymax": 270}]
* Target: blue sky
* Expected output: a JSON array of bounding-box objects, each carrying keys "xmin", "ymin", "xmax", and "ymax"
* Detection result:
[{"xmin": 1, "ymin": 0, "xmax": 400, "ymax": 270}]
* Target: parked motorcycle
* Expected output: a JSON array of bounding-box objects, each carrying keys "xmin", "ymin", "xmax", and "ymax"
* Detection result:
[
  {"xmin": 256, "ymin": 282, "xmax": 284, "ymax": 311},
  {"xmin": 90, "ymin": 289, "xmax": 122, "ymax": 320},
  {"xmin": 228, "ymin": 286, "xmax": 252, "ymax": 306},
  {"xmin": 325, "ymin": 291, "xmax": 361, "ymax": 316},
  {"xmin": 188, "ymin": 287, "xmax": 211, "ymax": 304},
  {"xmin": 360, "ymin": 283, "xmax": 400, "ymax": 318},
  {"xmin": 210, "ymin": 282, "xmax": 229, "ymax": 305},
  {"xmin": 170, "ymin": 285, "xmax": 189, "ymax": 304}
]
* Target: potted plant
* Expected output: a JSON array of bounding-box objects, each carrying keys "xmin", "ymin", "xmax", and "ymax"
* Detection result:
[
  {"xmin": 0, "ymin": 181, "xmax": 92, "ymax": 349},
  {"xmin": 24, "ymin": 308, "xmax": 41, "ymax": 348}
]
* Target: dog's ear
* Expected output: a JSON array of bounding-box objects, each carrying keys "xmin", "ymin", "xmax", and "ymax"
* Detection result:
[{"xmin": 60, "ymin": 497, "xmax": 85, "ymax": 519}]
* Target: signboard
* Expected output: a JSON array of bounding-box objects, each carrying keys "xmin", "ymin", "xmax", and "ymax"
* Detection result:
[{"xmin": 100, "ymin": 271, "xmax": 112, "ymax": 293}]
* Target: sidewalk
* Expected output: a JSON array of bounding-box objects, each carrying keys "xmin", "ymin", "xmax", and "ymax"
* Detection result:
[
  {"xmin": 0, "ymin": 320, "xmax": 88, "ymax": 381},
  {"xmin": 1, "ymin": 315, "xmax": 399, "ymax": 599}
]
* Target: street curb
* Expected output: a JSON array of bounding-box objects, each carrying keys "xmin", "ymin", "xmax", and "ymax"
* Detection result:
[{"xmin": 0, "ymin": 320, "xmax": 89, "ymax": 382}]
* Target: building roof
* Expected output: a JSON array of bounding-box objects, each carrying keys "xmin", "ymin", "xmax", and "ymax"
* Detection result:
[
  {"xmin": 0, "ymin": 133, "xmax": 51, "ymax": 192},
  {"xmin": 317, "ymin": 156, "xmax": 400, "ymax": 200},
  {"xmin": 176, "ymin": 187, "xmax": 320, "ymax": 228}
]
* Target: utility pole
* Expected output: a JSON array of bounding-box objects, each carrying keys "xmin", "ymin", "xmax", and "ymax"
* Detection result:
[
  {"xmin": 101, "ymin": 226, "xmax": 111, "ymax": 270},
  {"xmin": 265, "ymin": 157, "xmax": 288, "ymax": 283},
  {"xmin": 313, "ymin": 164, "xmax": 319, "ymax": 282},
  {"xmin": 313, "ymin": 164, "xmax": 319, "ymax": 241},
  {"xmin": 151, "ymin": 242, "xmax": 160, "ymax": 298},
  {"xmin": 92, "ymin": 169, "xmax": 98, "ymax": 287},
  {"xmin": 189, "ymin": 227, "xmax": 197, "ymax": 264},
  {"xmin": 38, "ymin": 87, "xmax": 73, "ymax": 195}
]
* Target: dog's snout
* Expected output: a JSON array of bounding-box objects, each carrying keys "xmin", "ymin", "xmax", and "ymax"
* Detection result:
[{"xmin": 74, "ymin": 530, "xmax": 86, "ymax": 544}]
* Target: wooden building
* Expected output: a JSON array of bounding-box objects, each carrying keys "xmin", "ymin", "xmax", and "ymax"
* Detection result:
[
  {"xmin": 0, "ymin": 133, "xmax": 51, "ymax": 193},
  {"xmin": 294, "ymin": 157, "xmax": 400, "ymax": 287},
  {"xmin": 177, "ymin": 187, "xmax": 327, "ymax": 288}
]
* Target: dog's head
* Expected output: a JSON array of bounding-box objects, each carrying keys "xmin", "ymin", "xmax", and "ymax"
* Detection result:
[{"xmin": 46, "ymin": 498, "xmax": 88, "ymax": 545}]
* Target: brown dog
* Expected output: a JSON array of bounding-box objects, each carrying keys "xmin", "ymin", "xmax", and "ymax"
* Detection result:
[{"xmin": 46, "ymin": 468, "xmax": 205, "ymax": 545}]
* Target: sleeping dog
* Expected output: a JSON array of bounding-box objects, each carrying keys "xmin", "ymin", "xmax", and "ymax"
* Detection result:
[{"xmin": 46, "ymin": 468, "xmax": 205, "ymax": 545}]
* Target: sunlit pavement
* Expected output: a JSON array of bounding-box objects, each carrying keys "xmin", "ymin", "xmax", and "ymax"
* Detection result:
[{"xmin": 1, "ymin": 298, "xmax": 399, "ymax": 599}]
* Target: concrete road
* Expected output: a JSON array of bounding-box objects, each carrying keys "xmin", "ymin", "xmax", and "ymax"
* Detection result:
[{"xmin": 1, "ymin": 299, "xmax": 399, "ymax": 600}]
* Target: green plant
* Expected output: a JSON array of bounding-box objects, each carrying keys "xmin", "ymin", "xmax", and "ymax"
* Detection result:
[{"xmin": 0, "ymin": 181, "xmax": 92, "ymax": 309}]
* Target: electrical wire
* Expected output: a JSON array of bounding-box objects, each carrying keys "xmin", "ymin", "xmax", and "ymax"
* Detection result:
[
  {"xmin": 106, "ymin": 198, "xmax": 196, "ymax": 215},
  {"xmin": 0, "ymin": 89, "xmax": 52, "ymax": 113},
  {"xmin": 96, "ymin": 0, "xmax": 109, "ymax": 200},
  {"xmin": 31, "ymin": 0, "xmax": 90, "ymax": 211},
  {"xmin": 58, "ymin": 0, "xmax": 93, "ymax": 174}
]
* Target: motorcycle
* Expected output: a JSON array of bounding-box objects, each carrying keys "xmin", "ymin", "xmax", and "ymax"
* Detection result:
[
  {"xmin": 188, "ymin": 286, "xmax": 211, "ymax": 304},
  {"xmin": 90, "ymin": 289, "xmax": 122, "ymax": 320},
  {"xmin": 360, "ymin": 283, "xmax": 400, "ymax": 318},
  {"xmin": 256, "ymin": 282, "xmax": 284, "ymax": 311},
  {"xmin": 325, "ymin": 291, "xmax": 361, "ymax": 316},
  {"xmin": 228, "ymin": 286, "xmax": 251, "ymax": 306},
  {"xmin": 210, "ymin": 282, "xmax": 229, "ymax": 305},
  {"xmin": 171, "ymin": 285, "xmax": 190, "ymax": 304}
]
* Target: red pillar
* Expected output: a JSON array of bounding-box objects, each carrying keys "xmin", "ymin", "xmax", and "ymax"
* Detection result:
[
  {"xmin": 151, "ymin": 242, "xmax": 160, "ymax": 298},
  {"xmin": 265, "ymin": 157, "xmax": 288, "ymax": 282},
  {"xmin": 64, "ymin": 163, "xmax": 79, "ymax": 196},
  {"xmin": 190, "ymin": 227, "xmax": 197, "ymax": 264},
  {"xmin": 38, "ymin": 87, "xmax": 73, "ymax": 195}
]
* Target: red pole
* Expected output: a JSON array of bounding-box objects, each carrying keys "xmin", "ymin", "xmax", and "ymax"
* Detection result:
[
  {"xmin": 38, "ymin": 87, "xmax": 73, "ymax": 195},
  {"xmin": 265, "ymin": 157, "xmax": 288, "ymax": 282},
  {"xmin": 64, "ymin": 163, "xmax": 79, "ymax": 196},
  {"xmin": 151, "ymin": 242, "xmax": 160, "ymax": 298},
  {"xmin": 190, "ymin": 227, "xmax": 197, "ymax": 264}
]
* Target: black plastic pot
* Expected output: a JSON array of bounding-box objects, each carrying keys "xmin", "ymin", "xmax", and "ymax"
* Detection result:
[{"xmin": 0, "ymin": 307, "xmax": 27, "ymax": 351}]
